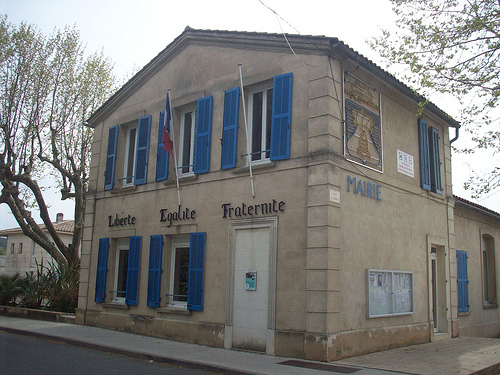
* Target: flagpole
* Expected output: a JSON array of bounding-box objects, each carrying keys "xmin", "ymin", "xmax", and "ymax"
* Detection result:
[
  {"xmin": 238, "ymin": 64, "xmax": 255, "ymax": 198},
  {"xmin": 167, "ymin": 90, "xmax": 181, "ymax": 206}
]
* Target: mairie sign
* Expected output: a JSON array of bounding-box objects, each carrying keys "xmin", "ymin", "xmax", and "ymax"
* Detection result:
[{"xmin": 347, "ymin": 175, "xmax": 382, "ymax": 201}]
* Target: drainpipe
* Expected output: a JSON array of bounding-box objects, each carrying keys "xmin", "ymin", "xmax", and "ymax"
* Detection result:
[{"xmin": 450, "ymin": 126, "xmax": 460, "ymax": 144}]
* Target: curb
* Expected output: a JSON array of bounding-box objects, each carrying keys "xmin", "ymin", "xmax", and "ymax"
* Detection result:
[
  {"xmin": 0, "ymin": 325, "xmax": 255, "ymax": 375},
  {"xmin": 0, "ymin": 305, "xmax": 75, "ymax": 324}
]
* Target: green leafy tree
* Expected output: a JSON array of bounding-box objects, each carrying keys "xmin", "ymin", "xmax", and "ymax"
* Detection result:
[
  {"xmin": 371, "ymin": 0, "xmax": 500, "ymax": 197},
  {"xmin": 0, "ymin": 16, "xmax": 117, "ymax": 268}
]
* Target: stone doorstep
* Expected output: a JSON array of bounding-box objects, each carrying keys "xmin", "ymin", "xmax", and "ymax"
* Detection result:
[{"xmin": 0, "ymin": 305, "xmax": 76, "ymax": 324}]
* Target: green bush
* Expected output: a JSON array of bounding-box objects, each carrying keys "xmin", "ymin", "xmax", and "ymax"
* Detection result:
[
  {"xmin": 0, "ymin": 273, "xmax": 23, "ymax": 306},
  {"xmin": 1, "ymin": 260, "xmax": 80, "ymax": 313}
]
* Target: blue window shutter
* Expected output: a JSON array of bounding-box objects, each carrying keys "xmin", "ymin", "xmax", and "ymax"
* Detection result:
[
  {"xmin": 457, "ymin": 250, "xmax": 469, "ymax": 313},
  {"xmin": 270, "ymin": 72, "xmax": 293, "ymax": 161},
  {"xmin": 95, "ymin": 238, "xmax": 109, "ymax": 303},
  {"xmin": 418, "ymin": 118, "xmax": 431, "ymax": 191},
  {"xmin": 156, "ymin": 111, "xmax": 170, "ymax": 181},
  {"xmin": 187, "ymin": 232, "xmax": 206, "ymax": 311},
  {"xmin": 194, "ymin": 96, "xmax": 213, "ymax": 174},
  {"xmin": 429, "ymin": 126, "xmax": 442, "ymax": 194},
  {"xmin": 221, "ymin": 87, "xmax": 240, "ymax": 169},
  {"xmin": 147, "ymin": 235, "xmax": 163, "ymax": 308},
  {"xmin": 126, "ymin": 236, "xmax": 141, "ymax": 306},
  {"xmin": 135, "ymin": 116, "xmax": 151, "ymax": 185},
  {"xmin": 104, "ymin": 125, "xmax": 119, "ymax": 191}
]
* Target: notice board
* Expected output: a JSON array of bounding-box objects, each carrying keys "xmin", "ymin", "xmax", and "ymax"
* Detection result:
[{"xmin": 367, "ymin": 269, "xmax": 413, "ymax": 318}]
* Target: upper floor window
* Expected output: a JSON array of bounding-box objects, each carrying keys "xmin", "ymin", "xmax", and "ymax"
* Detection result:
[
  {"xmin": 104, "ymin": 116, "xmax": 151, "ymax": 191},
  {"xmin": 123, "ymin": 124, "xmax": 137, "ymax": 186},
  {"xmin": 418, "ymin": 118, "xmax": 442, "ymax": 194},
  {"xmin": 220, "ymin": 73, "xmax": 292, "ymax": 170},
  {"xmin": 179, "ymin": 108, "xmax": 196, "ymax": 176},
  {"xmin": 249, "ymin": 86, "xmax": 273, "ymax": 163}
]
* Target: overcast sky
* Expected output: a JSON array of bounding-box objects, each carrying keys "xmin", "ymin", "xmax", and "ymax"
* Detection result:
[{"xmin": 1, "ymin": 0, "xmax": 498, "ymax": 229}]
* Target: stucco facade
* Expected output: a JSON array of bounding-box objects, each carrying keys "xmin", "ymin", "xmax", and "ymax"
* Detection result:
[
  {"xmin": 77, "ymin": 28, "xmax": 499, "ymax": 361},
  {"xmin": 0, "ymin": 214, "xmax": 74, "ymax": 277}
]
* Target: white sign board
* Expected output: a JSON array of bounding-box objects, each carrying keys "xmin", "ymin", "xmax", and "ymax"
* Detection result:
[{"xmin": 397, "ymin": 150, "xmax": 414, "ymax": 178}]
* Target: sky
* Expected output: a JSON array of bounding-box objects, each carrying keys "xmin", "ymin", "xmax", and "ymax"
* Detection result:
[{"xmin": 0, "ymin": 0, "xmax": 498, "ymax": 230}]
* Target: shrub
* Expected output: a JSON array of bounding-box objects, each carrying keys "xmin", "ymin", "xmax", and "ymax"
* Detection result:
[{"xmin": 0, "ymin": 273, "xmax": 23, "ymax": 306}]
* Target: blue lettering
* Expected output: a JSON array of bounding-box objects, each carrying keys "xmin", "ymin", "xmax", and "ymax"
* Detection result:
[{"xmin": 347, "ymin": 175, "xmax": 356, "ymax": 192}]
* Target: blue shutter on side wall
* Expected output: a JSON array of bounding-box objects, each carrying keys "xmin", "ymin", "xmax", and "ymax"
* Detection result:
[
  {"xmin": 418, "ymin": 118, "xmax": 431, "ymax": 191},
  {"xmin": 456, "ymin": 250, "xmax": 469, "ymax": 313},
  {"xmin": 125, "ymin": 236, "xmax": 141, "ymax": 306},
  {"xmin": 104, "ymin": 125, "xmax": 119, "ymax": 191},
  {"xmin": 221, "ymin": 87, "xmax": 240, "ymax": 169},
  {"xmin": 429, "ymin": 126, "xmax": 443, "ymax": 194},
  {"xmin": 95, "ymin": 238, "xmax": 109, "ymax": 303},
  {"xmin": 270, "ymin": 72, "xmax": 293, "ymax": 161},
  {"xmin": 187, "ymin": 232, "xmax": 206, "ymax": 311},
  {"xmin": 156, "ymin": 111, "xmax": 170, "ymax": 181},
  {"xmin": 147, "ymin": 235, "xmax": 163, "ymax": 308},
  {"xmin": 194, "ymin": 96, "xmax": 213, "ymax": 174},
  {"xmin": 135, "ymin": 116, "xmax": 151, "ymax": 185}
]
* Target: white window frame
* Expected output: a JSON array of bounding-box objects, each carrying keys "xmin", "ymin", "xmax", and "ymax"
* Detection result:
[
  {"xmin": 112, "ymin": 238, "xmax": 129, "ymax": 303},
  {"xmin": 179, "ymin": 107, "xmax": 196, "ymax": 177},
  {"xmin": 122, "ymin": 125, "xmax": 138, "ymax": 187},
  {"xmin": 168, "ymin": 235, "xmax": 190, "ymax": 308},
  {"xmin": 248, "ymin": 85, "xmax": 273, "ymax": 165}
]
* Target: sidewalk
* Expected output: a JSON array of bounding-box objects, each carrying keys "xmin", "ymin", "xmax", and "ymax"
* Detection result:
[{"xmin": 0, "ymin": 315, "xmax": 498, "ymax": 375}]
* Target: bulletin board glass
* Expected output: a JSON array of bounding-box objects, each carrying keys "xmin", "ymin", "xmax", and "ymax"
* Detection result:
[{"xmin": 367, "ymin": 269, "xmax": 413, "ymax": 318}]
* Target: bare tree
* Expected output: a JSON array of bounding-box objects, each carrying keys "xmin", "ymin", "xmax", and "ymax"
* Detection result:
[{"xmin": 0, "ymin": 16, "xmax": 117, "ymax": 267}]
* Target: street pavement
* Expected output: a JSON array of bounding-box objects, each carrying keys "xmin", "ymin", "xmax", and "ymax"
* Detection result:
[{"xmin": 0, "ymin": 315, "xmax": 498, "ymax": 375}]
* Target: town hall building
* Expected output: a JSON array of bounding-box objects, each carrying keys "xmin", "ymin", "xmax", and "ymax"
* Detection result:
[{"xmin": 76, "ymin": 28, "xmax": 500, "ymax": 361}]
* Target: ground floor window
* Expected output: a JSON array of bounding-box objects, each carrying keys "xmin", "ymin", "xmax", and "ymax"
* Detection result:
[
  {"xmin": 456, "ymin": 250, "xmax": 469, "ymax": 313},
  {"xmin": 95, "ymin": 236, "xmax": 141, "ymax": 306},
  {"xmin": 113, "ymin": 239, "xmax": 129, "ymax": 303}
]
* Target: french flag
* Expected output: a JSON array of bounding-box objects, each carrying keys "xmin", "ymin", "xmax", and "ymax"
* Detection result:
[{"xmin": 162, "ymin": 92, "xmax": 174, "ymax": 155}]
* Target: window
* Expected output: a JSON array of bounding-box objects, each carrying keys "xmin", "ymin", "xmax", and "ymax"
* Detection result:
[
  {"xmin": 179, "ymin": 108, "xmax": 196, "ymax": 176},
  {"xmin": 10, "ymin": 243, "xmax": 14, "ymax": 254},
  {"xmin": 244, "ymin": 73, "xmax": 293, "ymax": 165},
  {"xmin": 104, "ymin": 116, "xmax": 151, "ymax": 190},
  {"xmin": 166, "ymin": 233, "xmax": 206, "ymax": 311},
  {"xmin": 170, "ymin": 239, "xmax": 190, "ymax": 307},
  {"xmin": 249, "ymin": 86, "xmax": 273, "ymax": 163},
  {"xmin": 113, "ymin": 238, "xmax": 130, "ymax": 302},
  {"xmin": 19, "ymin": 243, "xmax": 23, "ymax": 254},
  {"xmin": 482, "ymin": 234, "xmax": 497, "ymax": 306},
  {"xmin": 176, "ymin": 96, "xmax": 213, "ymax": 176},
  {"xmin": 122, "ymin": 116, "xmax": 151, "ymax": 187},
  {"xmin": 95, "ymin": 236, "xmax": 141, "ymax": 306},
  {"xmin": 418, "ymin": 118, "xmax": 442, "ymax": 194},
  {"xmin": 456, "ymin": 250, "xmax": 469, "ymax": 313},
  {"xmin": 123, "ymin": 125, "xmax": 137, "ymax": 186}
]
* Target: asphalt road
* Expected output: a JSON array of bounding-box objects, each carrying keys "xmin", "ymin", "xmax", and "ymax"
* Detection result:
[{"xmin": 0, "ymin": 331, "xmax": 219, "ymax": 375}]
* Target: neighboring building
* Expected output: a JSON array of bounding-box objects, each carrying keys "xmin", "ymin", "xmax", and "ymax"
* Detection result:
[
  {"xmin": 76, "ymin": 28, "xmax": 499, "ymax": 361},
  {"xmin": 453, "ymin": 196, "xmax": 500, "ymax": 337},
  {"xmin": 0, "ymin": 213, "xmax": 74, "ymax": 276}
]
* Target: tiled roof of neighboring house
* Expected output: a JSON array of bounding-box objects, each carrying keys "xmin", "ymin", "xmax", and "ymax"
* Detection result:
[
  {"xmin": 87, "ymin": 27, "xmax": 460, "ymax": 130},
  {"xmin": 0, "ymin": 220, "xmax": 74, "ymax": 236},
  {"xmin": 454, "ymin": 195, "xmax": 500, "ymax": 220}
]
